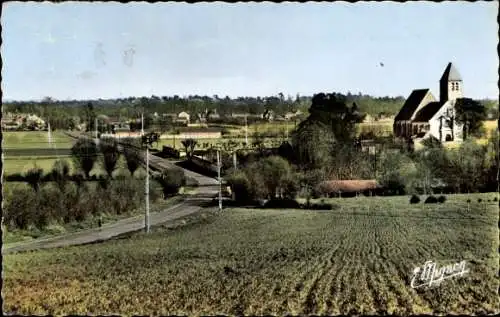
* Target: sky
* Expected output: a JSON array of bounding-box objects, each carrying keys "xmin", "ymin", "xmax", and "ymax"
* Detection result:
[{"xmin": 1, "ymin": 1, "xmax": 498, "ymax": 101}]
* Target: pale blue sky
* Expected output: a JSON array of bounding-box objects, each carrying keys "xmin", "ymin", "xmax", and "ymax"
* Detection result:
[{"xmin": 1, "ymin": 1, "xmax": 498, "ymax": 101}]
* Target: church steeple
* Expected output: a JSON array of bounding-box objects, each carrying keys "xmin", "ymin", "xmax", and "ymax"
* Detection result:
[{"xmin": 439, "ymin": 62, "xmax": 463, "ymax": 103}]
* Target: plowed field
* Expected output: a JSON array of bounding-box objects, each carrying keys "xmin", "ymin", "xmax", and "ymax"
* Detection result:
[{"xmin": 3, "ymin": 194, "xmax": 498, "ymax": 316}]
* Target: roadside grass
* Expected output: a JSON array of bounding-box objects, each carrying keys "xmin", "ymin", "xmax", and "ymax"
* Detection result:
[
  {"xmin": 2, "ymin": 131, "xmax": 75, "ymax": 149},
  {"xmin": 3, "ymin": 193, "xmax": 498, "ymax": 315}
]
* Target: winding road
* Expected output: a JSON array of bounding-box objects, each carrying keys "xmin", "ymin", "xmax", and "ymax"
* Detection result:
[{"xmin": 3, "ymin": 151, "xmax": 222, "ymax": 255}]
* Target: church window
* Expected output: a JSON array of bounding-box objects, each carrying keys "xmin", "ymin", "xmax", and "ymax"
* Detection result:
[{"xmin": 455, "ymin": 82, "xmax": 460, "ymax": 91}]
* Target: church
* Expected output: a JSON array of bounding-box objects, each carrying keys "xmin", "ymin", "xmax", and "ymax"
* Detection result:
[{"xmin": 393, "ymin": 62, "xmax": 464, "ymax": 142}]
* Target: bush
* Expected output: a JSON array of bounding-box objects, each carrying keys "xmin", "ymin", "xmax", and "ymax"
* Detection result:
[
  {"xmin": 477, "ymin": 198, "xmax": 482, "ymax": 203},
  {"xmin": 3, "ymin": 188, "xmax": 38, "ymax": 230},
  {"xmin": 466, "ymin": 199, "xmax": 471, "ymax": 203},
  {"xmin": 493, "ymin": 197, "xmax": 498, "ymax": 202},
  {"xmin": 409, "ymin": 195, "xmax": 421, "ymax": 204},
  {"xmin": 437, "ymin": 195, "xmax": 447, "ymax": 203},
  {"xmin": 24, "ymin": 166, "xmax": 44, "ymax": 192},
  {"xmin": 226, "ymin": 171, "xmax": 253, "ymax": 202},
  {"xmin": 155, "ymin": 167, "xmax": 187, "ymax": 198},
  {"xmin": 424, "ymin": 196, "xmax": 438, "ymax": 204},
  {"xmin": 307, "ymin": 202, "xmax": 337, "ymax": 210},
  {"xmin": 263, "ymin": 199, "xmax": 301, "ymax": 209}
]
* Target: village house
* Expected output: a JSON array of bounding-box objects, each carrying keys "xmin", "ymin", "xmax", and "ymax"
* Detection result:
[
  {"xmin": 2, "ymin": 113, "xmax": 46, "ymax": 131},
  {"xmin": 176, "ymin": 111, "xmax": 190, "ymax": 125},
  {"xmin": 393, "ymin": 62, "xmax": 464, "ymax": 142}
]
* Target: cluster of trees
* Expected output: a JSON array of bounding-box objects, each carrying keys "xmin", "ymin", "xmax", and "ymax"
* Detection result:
[
  {"xmin": 4, "ymin": 136, "xmax": 189, "ymax": 231},
  {"xmin": 378, "ymin": 133, "xmax": 499, "ymax": 195},
  {"xmin": 223, "ymin": 91, "xmax": 497, "ymax": 204},
  {"xmin": 4, "ymin": 174, "xmax": 157, "ymax": 231}
]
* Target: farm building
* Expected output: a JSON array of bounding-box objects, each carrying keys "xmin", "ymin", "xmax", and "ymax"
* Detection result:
[
  {"xmin": 176, "ymin": 112, "xmax": 190, "ymax": 125},
  {"xmin": 316, "ymin": 180, "xmax": 381, "ymax": 197},
  {"xmin": 393, "ymin": 62, "xmax": 465, "ymax": 143}
]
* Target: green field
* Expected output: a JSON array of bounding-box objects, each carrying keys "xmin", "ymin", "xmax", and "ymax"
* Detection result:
[
  {"xmin": 2, "ymin": 131, "xmax": 76, "ymax": 149},
  {"xmin": 3, "ymin": 193, "xmax": 498, "ymax": 315}
]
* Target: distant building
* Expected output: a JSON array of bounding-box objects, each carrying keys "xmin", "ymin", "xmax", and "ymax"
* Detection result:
[
  {"xmin": 176, "ymin": 111, "xmax": 190, "ymax": 125},
  {"xmin": 394, "ymin": 62, "xmax": 465, "ymax": 143}
]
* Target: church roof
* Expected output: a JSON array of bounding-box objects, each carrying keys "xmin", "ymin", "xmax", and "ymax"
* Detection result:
[
  {"xmin": 412, "ymin": 101, "xmax": 443, "ymax": 122},
  {"xmin": 394, "ymin": 89, "xmax": 430, "ymax": 121},
  {"xmin": 440, "ymin": 62, "xmax": 462, "ymax": 82}
]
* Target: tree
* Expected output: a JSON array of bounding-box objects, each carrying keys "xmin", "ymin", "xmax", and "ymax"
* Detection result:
[
  {"xmin": 154, "ymin": 168, "xmax": 186, "ymax": 198},
  {"xmin": 158, "ymin": 115, "xmax": 171, "ymax": 135},
  {"xmin": 123, "ymin": 147, "xmax": 142, "ymax": 177},
  {"xmin": 51, "ymin": 159, "xmax": 71, "ymax": 193},
  {"xmin": 99, "ymin": 138, "xmax": 120, "ymax": 178},
  {"xmin": 307, "ymin": 93, "xmax": 365, "ymax": 143},
  {"xmin": 292, "ymin": 119, "xmax": 334, "ymax": 170},
  {"xmin": 455, "ymin": 98, "xmax": 487, "ymax": 140},
  {"xmin": 84, "ymin": 102, "xmax": 96, "ymax": 132},
  {"xmin": 376, "ymin": 151, "xmax": 416, "ymax": 195},
  {"xmin": 226, "ymin": 170, "xmax": 253, "ymax": 202},
  {"xmin": 141, "ymin": 132, "xmax": 160, "ymax": 148},
  {"xmin": 71, "ymin": 138, "xmax": 98, "ymax": 179},
  {"xmin": 482, "ymin": 130, "xmax": 499, "ymax": 191},
  {"xmin": 24, "ymin": 166, "xmax": 44, "ymax": 192},
  {"xmin": 181, "ymin": 138, "xmax": 198, "ymax": 158}
]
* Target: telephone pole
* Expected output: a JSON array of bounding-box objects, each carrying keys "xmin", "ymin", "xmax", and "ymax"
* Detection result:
[
  {"xmin": 145, "ymin": 144, "xmax": 150, "ymax": 232},
  {"xmin": 142, "ymin": 113, "xmax": 150, "ymax": 233},
  {"xmin": 141, "ymin": 113, "xmax": 144, "ymax": 136},
  {"xmin": 245, "ymin": 115, "xmax": 248, "ymax": 146},
  {"xmin": 217, "ymin": 149, "xmax": 222, "ymax": 211},
  {"xmin": 95, "ymin": 118, "xmax": 98, "ymax": 141}
]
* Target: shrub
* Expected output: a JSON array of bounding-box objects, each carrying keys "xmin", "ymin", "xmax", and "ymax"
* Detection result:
[
  {"xmin": 466, "ymin": 199, "xmax": 471, "ymax": 203},
  {"xmin": 3, "ymin": 188, "xmax": 38, "ymax": 230},
  {"xmin": 263, "ymin": 199, "xmax": 301, "ymax": 209},
  {"xmin": 71, "ymin": 138, "xmax": 98, "ymax": 178},
  {"xmin": 424, "ymin": 196, "xmax": 438, "ymax": 204},
  {"xmin": 51, "ymin": 160, "xmax": 71, "ymax": 193},
  {"xmin": 24, "ymin": 166, "xmax": 44, "ymax": 192},
  {"xmin": 493, "ymin": 197, "xmax": 498, "ymax": 202},
  {"xmin": 155, "ymin": 167, "xmax": 187, "ymax": 198},
  {"xmin": 437, "ymin": 195, "xmax": 447, "ymax": 203},
  {"xmin": 98, "ymin": 176, "xmax": 110, "ymax": 190},
  {"xmin": 477, "ymin": 198, "xmax": 482, "ymax": 203},
  {"xmin": 308, "ymin": 202, "xmax": 337, "ymax": 210},
  {"xmin": 226, "ymin": 170, "xmax": 253, "ymax": 202},
  {"xmin": 409, "ymin": 195, "xmax": 421, "ymax": 204}
]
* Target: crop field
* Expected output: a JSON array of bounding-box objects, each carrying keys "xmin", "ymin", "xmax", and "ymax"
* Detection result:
[
  {"xmin": 3, "ymin": 193, "xmax": 498, "ymax": 315},
  {"xmin": 2, "ymin": 131, "xmax": 75, "ymax": 149}
]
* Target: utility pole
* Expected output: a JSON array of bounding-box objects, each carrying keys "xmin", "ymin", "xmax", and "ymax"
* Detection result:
[
  {"xmin": 141, "ymin": 113, "xmax": 150, "ymax": 233},
  {"xmin": 95, "ymin": 118, "xmax": 98, "ymax": 141},
  {"xmin": 217, "ymin": 149, "xmax": 222, "ymax": 211},
  {"xmin": 141, "ymin": 113, "xmax": 144, "ymax": 136},
  {"xmin": 145, "ymin": 143, "xmax": 150, "ymax": 232},
  {"xmin": 245, "ymin": 115, "xmax": 248, "ymax": 146}
]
